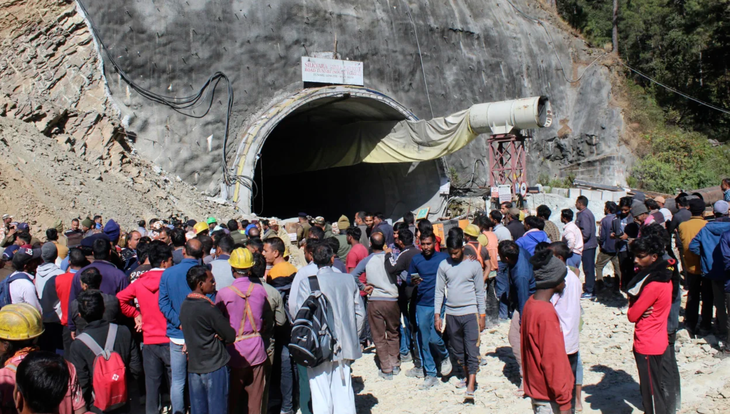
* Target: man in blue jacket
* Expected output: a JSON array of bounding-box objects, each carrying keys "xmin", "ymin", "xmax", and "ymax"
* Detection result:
[
  {"xmin": 515, "ymin": 216, "xmax": 549, "ymax": 255},
  {"xmin": 498, "ymin": 240, "xmax": 536, "ymax": 395},
  {"xmin": 689, "ymin": 220, "xmax": 730, "ymax": 344},
  {"xmin": 159, "ymin": 239, "xmax": 205, "ymax": 414}
]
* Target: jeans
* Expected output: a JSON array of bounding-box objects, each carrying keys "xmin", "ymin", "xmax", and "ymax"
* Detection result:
[
  {"xmin": 566, "ymin": 253, "xmax": 582, "ymax": 270},
  {"xmin": 415, "ymin": 305, "xmax": 449, "ymax": 377},
  {"xmin": 188, "ymin": 366, "xmax": 229, "ymax": 414},
  {"xmin": 144, "ymin": 343, "xmax": 172, "ymax": 414},
  {"xmin": 685, "ymin": 273, "xmax": 714, "ymax": 332},
  {"xmin": 582, "ymin": 248, "xmax": 597, "ymax": 294},
  {"xmin": 662, "ymin": 333, "xmax": 681, "ymax": 413},
  {"xmin": 711, "ymin": 280, "xmax": 728, "ymax": 338},
  {"xmin": 359, "ymin": 295, "xmax": 372, "ymax": 345},
  {"xmin": 169, "ymin": 342, "xmax": 187, "ymax": 414},
  {"xmin": 399, "ymin": 286, "xmax": 420, "ymax": 367},
  {"xmin": 496, "ymin": 261, "xmax": 510, "ymax": 319},
  {"xmin": 270, "ymin": 340, "xmax": 295, "ymax": 413}
]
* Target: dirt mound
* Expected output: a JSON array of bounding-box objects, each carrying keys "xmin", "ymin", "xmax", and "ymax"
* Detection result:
[{"xmin": 0, "ymin": 116, "xmax": 237, "ymax": 234}]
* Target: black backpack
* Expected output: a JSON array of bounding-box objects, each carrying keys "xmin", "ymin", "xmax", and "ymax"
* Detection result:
[{"xmin": 288, "ymin": 275, "xmax": 338, "ymax": 367}]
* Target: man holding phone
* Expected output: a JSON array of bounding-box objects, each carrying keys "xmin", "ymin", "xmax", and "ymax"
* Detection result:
[{"xmin": 406, "ymin": 231, "xmax": 452, "ymax": 389}]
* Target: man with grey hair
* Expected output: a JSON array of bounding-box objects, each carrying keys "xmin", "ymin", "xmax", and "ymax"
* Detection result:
[{"xmin": 36, "ymin": 242, "xmax": 64, "ymax": 352}]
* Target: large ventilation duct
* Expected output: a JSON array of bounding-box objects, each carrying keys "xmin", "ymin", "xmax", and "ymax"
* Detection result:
[{"xmin": 273, "ymin": 96, "xmax": 551, "ymax": 176}]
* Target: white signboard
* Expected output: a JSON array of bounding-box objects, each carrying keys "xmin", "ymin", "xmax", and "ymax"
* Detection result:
[
  {"xmin": 301, "ymin": 57, "xmax": 364, "ymax": 86},
  {"xmin": 498, "ymin": 185, "xmax": 513, "ymax": 204}
]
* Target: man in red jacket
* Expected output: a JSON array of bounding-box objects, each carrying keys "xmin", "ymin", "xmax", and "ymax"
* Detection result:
[
  {"xmin": 116, "ymin": 241, "xmax": 173, "ymax": 414},
  {"xmin": 627, "ymin": 235, "xmax": 673, "ymax": 414},
  {"xmin": 522, "ymin": 247, "xmax": 574, "ymax": 414}
]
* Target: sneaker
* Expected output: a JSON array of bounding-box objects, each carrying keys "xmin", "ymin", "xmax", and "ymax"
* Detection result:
[
  {"xmin": 420, "ymin": 376, "xmax": 439, "ymax": 390},
  {"xmin": 440, "ymin": 358, "xmax": 453, "ymax": 376},
  {"xmin": 379, "ymin": 371, "xmax": 394, "ymax": 380},
  {"xmin": 406, "ymin": 367, "xmax": 425, "ymax": 378},
  {"xmin": 581, "ymin": 293, "xmax": 595, "ymax": 300},
  {"xmin": 392, "ymin": 366, "xmax": 401, "ymax": 376},
  {"xmin": 401, "ymin": 352, "xmax": 413, "ymax": 363}
]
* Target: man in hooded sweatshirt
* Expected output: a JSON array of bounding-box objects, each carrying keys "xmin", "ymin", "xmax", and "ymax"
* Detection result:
[
  {"xmin": 117, "ymin": 241, "xmax": 174, "ymax": 414},
  {"xmin": 36, "ymin": 242, "xmax": 64, "ymax": 352}
]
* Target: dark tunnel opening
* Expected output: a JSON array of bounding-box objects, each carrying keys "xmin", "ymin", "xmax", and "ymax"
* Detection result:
[{"xmin": 252, "ymin": 96, "xmax": 443, "ymax": 222}]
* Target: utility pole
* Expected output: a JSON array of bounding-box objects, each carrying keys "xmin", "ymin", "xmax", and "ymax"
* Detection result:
[{"xmin": 612, "ymin": 0, "xmax": 619, "ymax": 55}]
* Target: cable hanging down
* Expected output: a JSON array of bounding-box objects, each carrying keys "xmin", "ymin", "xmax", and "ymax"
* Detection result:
[{"xmin": 74, "ymin": 0, "xmax": 253, "ymax": 190}]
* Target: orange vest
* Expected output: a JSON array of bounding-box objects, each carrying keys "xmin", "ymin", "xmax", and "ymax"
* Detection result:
[
  {"xmin": 482, "ymin": 231, "xmax": 499, "ymax": 271},
  {"xmin": 466, "ymin": 241, "xmax": 485, "ymax": 269}
]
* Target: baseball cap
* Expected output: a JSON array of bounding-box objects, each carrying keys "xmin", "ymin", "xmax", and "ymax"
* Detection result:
[
  {"xmin": 714, "ymin": 200, "xmax": 729, "ymax": 215},
  {"xmin": 298, "ymin": 212, "xmax": 308, "ymax": 218},
  {"xmin": 2, "ymin": 245, "xmax": 20, "ymax": 260},
  {"xmin": 654, "ymin": 196, "xmax": 666, "ymax": 204},
  {"xmin": 186, "ymin": 219, "xmax": 197, "ymax": 228},
  {"xmin": 16, "ymin": 223, "xmax": 29, "ymax": 232}
]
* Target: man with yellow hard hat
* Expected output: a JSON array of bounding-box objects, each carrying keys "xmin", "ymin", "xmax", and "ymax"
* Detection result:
[
  {"xmin": 193, "ymin": 221, "xmax": 209, "ymax": 237},
  {"xmin": 0, "ymin": 304, "xmax": 86, "ymax": 413},
  {"xmin": 215, "ymin": 247, "xmax": 272, "ymax": 414}
]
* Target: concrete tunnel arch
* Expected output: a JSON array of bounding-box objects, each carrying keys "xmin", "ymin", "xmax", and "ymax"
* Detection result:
[{"xmin": 231, "ymin": 85, "xmax": 447, "ymax": 221}]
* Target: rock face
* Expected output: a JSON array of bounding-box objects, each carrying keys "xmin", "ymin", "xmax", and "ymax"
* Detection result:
[{"xmin": 74, "ymin": 0, "xmax": 625, "ymax": 197}]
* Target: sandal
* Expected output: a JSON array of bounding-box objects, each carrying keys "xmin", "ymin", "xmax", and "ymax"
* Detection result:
[
  {"xmin": 455, "ymin": 379, "xmax": 467, "ymax": 389},
  {"xmin": 464, "ymin": 390, "xmax": 475, "ymax": 404}
]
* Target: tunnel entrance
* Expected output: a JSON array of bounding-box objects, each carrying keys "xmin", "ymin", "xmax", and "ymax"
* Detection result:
[{"xmin": 247, "ymin": 90, "xmax": 444, "ymax": 221}]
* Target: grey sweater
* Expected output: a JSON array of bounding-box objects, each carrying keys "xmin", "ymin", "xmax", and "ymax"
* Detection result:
[
  {"xmin": 434, "ymin": 258, "xmax": 486, "ymax": 316},
  {"xmin": 351, "ymin": 252, "xmax": 398, "ymax": 301}
]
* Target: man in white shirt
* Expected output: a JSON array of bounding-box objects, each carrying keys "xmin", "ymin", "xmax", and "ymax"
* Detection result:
[
  {"xmin": 561, "ymin": 209, "xmax": 584, "ymax": 269},
  {"xmin": 6, "ymin": 247, "xmax": 42, "ymax": 312}
]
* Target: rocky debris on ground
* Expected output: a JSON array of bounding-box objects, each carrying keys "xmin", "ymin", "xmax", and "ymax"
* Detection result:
[{"xmin": 351, "ymin": 289, "xmax": 730, "ymax": 413}]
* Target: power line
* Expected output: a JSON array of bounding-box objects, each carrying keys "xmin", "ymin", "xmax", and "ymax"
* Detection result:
[
  {"xmin": 618, "ymin": 61, "xmax": 730, "ymax": 115},
  {"xmin": 401, "ymin": 0, "xmax": 435, "ymax": 119},
  {"xmin": 505, "ymin": 0, "xmax": 730, "ymax": 116}
]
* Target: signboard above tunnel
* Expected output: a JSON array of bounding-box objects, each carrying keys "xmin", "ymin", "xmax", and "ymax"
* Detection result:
[{"xmin": 301, "ymin": 57, "xmax": 364, "ymax": 86}]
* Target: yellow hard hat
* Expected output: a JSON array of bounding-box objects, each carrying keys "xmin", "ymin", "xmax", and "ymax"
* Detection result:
[
  {"xmin": 194, "ymin": 221, "xmax": 209, "ymax": 235},
  {"xmin": 229, "ymin": 247, "xmax": 254, "ymax": 269},
  {"xmin": 0, "ymin": 303, "xmax": 44, "ymax": 340},
  {"xmin": 464, "ymin": 224, "xmax": 481, "ymax": 238}
]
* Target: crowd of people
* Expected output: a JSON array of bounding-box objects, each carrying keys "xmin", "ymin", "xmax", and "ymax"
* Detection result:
[{"xmin": 0, "ymin": 182, "xmax": 728, "ymax": 414}]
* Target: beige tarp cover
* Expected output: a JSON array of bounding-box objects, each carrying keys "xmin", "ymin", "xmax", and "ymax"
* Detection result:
[{"xmin": 271, "ymin": 110, "xmax": 477, "ymax": 176}]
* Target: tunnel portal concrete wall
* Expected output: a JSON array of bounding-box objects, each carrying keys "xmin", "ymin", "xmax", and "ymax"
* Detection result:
[{"xmin": 78, "ymin": 0, "xmax": 627, "ymax": 206}]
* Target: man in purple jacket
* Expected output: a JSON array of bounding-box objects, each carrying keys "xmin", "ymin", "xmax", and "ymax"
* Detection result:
[
  {"xmin": 575, "ymin": 196, "xmax": 598, "ymax": 299},
  {"xmin": 68, "ymin": 238, "xmax": 129, "ymax": 312}
]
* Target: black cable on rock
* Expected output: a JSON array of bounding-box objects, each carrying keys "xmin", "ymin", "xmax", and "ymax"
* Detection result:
[{"xmin": 75, "ymin": 0, "xmax": 255, "ymax": 190}]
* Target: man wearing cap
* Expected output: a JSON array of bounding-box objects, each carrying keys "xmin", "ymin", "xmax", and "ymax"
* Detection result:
[
  {"xmin": 215, "ymin": 247, "xmax": 270, "ymax": 413},
  {"xmin": 654, "ymin": 196, "xmax": 673, "ymax": 223},
  {"xmin": 631, "ymin": 203, "xmax": 650, "ymax": 234},
  {"xmin": 80, "ymin": 218, "xmax": 95, "ymax": 237},
  {"xmin": 0, "ymin": 303, "xmax": 86, "ymax": 414},
  {"xmin": 521, "ymin": 249, "xmax": 573, "ymax": 414},
  {"xmin": 506, "ymin": 208, "xmax": 526, "ymax": 241},
  {"xmin": 296, "ymin": 213, "xmax": 311, "ymax": 244},
  {"xmin": 689, "ymin": 208, "xmax": 730, "ymax": 341},
  {"xmin": 333, "ymin": 215, "xmax": 352, "ymax": 262},
  {"xmin": 678, "ymin": 199, "xmax": 712, "ymax": 336},
  {"xmin": 206, "ymin": 217, "xmax": 218, "ymax": 232},
  {"xmin": 193, "ymin": 221, "xmax": 210, "ymax": 237},
  {"xmin": 712, "ymin": 200, "xmax": 730, "ymax": 222},
  {"xmin": 0, "ymin": 214, "xmax": 11, "ymax": 242},
  {"xmin": 313, "ymin": 216, "xmax": 333, "ymax": 240},
  {"xmin": 3, "ymin": 248, "xmax": 42, "ymax": 312},
  {"xmin": 36, "ymin": 243, "xmax": 64, "ymax": 352}
]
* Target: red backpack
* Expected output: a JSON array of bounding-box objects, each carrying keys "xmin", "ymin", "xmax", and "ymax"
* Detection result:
[{"xmin": 77, "ymin": 323, "xmax": 128, "ymax": 411}]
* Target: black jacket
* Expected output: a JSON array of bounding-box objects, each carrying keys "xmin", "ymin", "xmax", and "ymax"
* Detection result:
[
  {"xmin": 68, "ymin": 320, "xmax": 142, "ymax": 410},
  {"xmin": 69, "ymin": 290, "xmax": 121, "ymax": 333},
  {"xmin": 506, "ymin": 219, "xmax": 526, "ymax": 241},
  {"xmin": 180, "ymin": 296, "xmax": 236, "ymax": 374}
]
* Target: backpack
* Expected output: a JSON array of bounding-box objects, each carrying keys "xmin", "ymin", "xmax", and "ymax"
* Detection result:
[
  {"xmin": 76, "ymin": 324, "xmax": 127, "ymax": 411},
  {"xmin": 288, "ymin": 275, "xmax": 338, "ymax": 367},
  {"xmin": 0, "ymin": 272, "xmax": 33, "ymax": 308}
]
